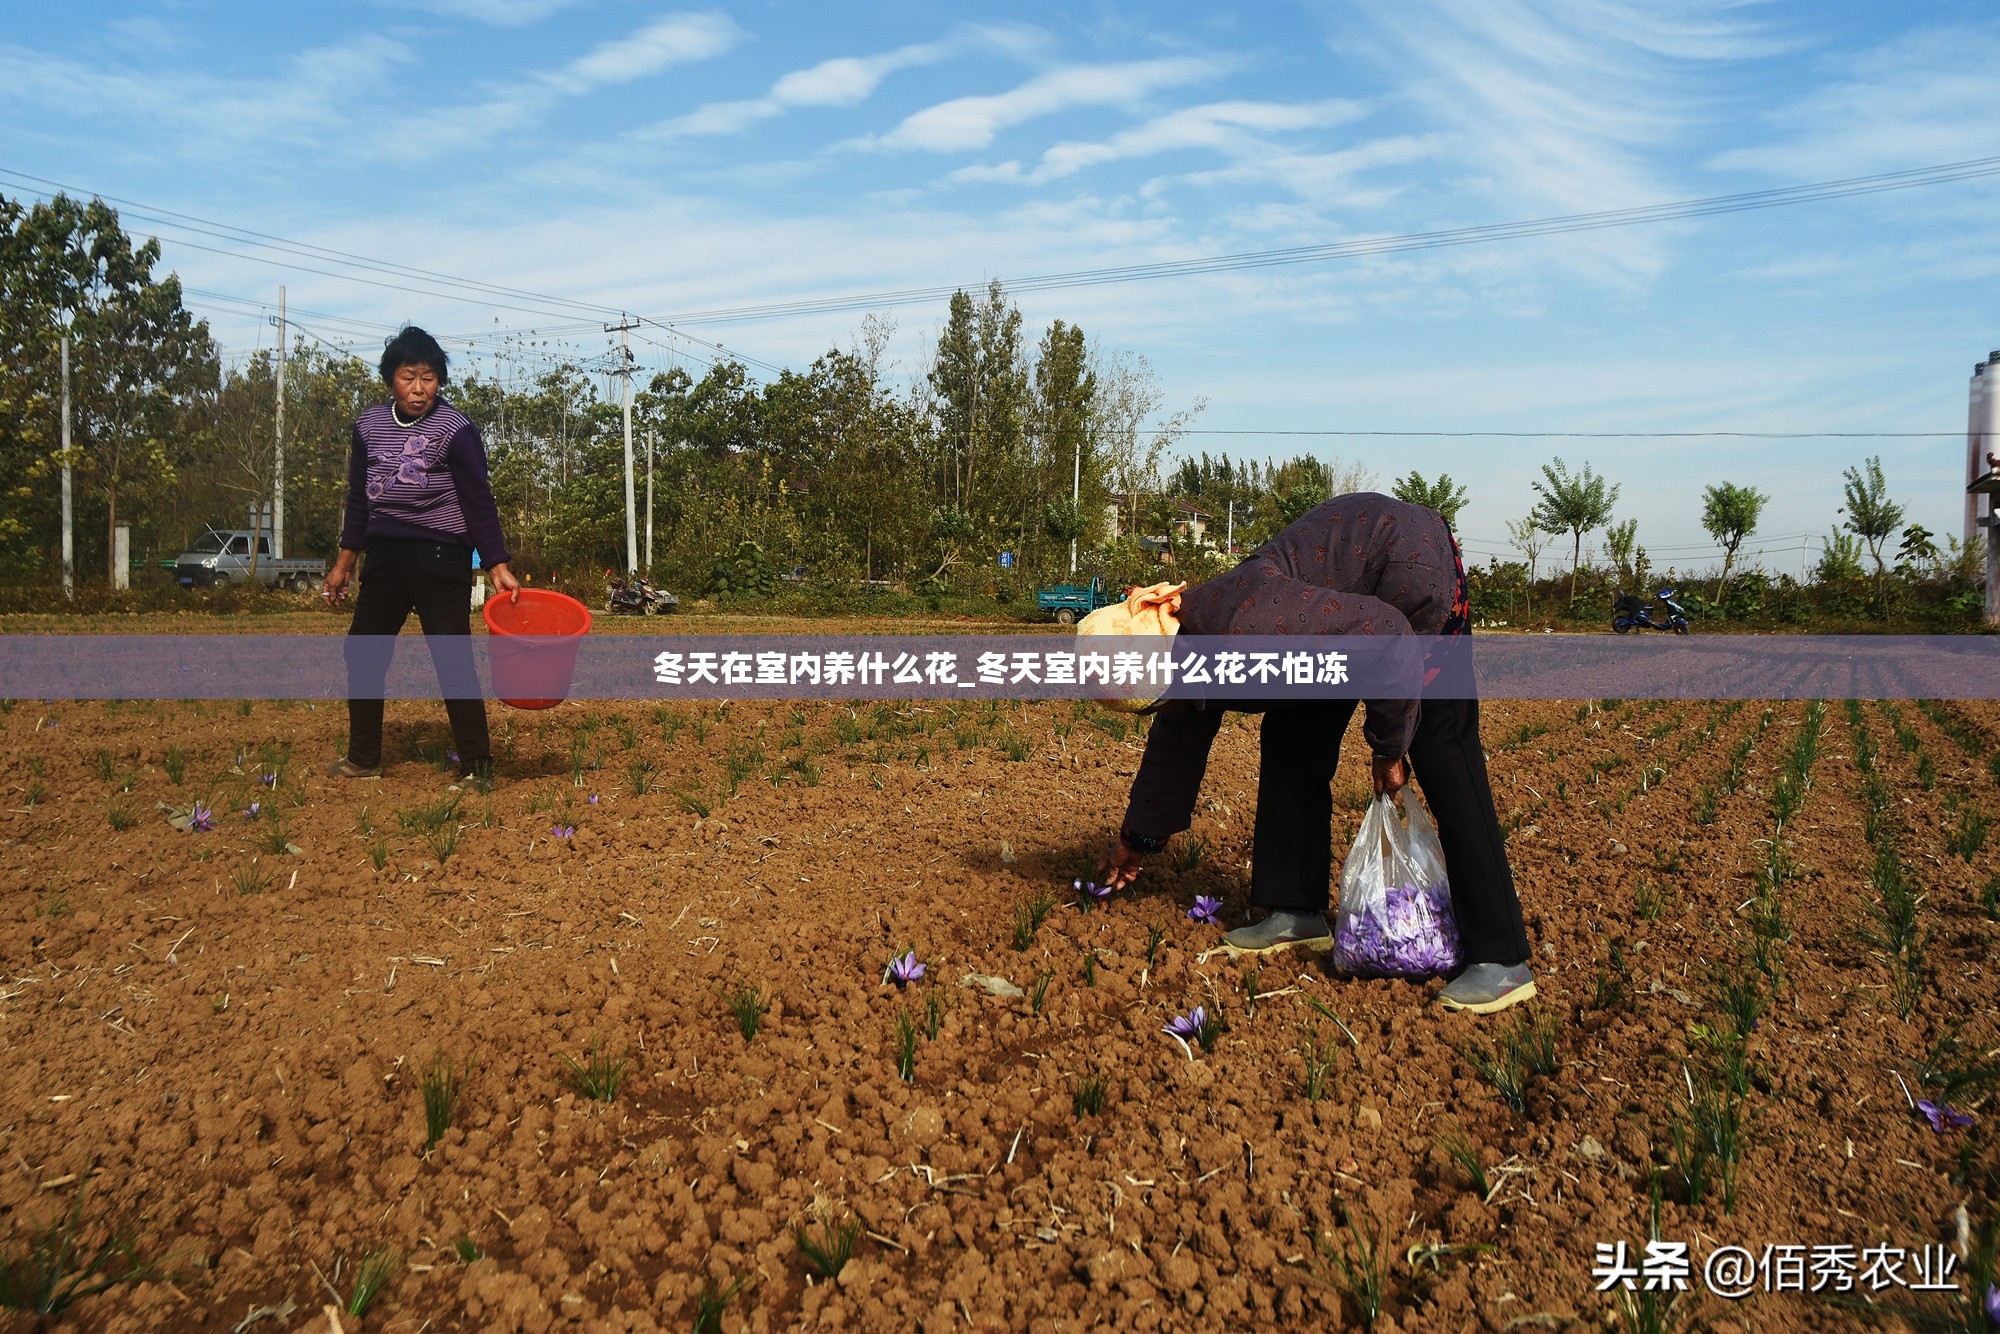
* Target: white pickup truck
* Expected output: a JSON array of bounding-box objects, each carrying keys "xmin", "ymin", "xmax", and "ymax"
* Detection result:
[{"xmin": 174, "ymin": 530, "xmax": 326, "ymax": 592}]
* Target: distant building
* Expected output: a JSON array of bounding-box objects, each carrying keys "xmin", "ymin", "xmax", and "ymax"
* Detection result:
[
  {"xmin": 1103, "ymin": 497, "xmax": 1215, "ymax": 548},
  {"xmin": 1171, "ymin": 500, "xmax": 1212, "ymax": 545}
]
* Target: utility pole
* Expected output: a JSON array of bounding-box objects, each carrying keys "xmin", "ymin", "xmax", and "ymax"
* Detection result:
[
  {"xmin": 645, "ymin": 428, "xmax": 655, "ymax": 574},
  {"xmin": 60, "ymin": 332, "xmax": 73, "ymax": 598},
  {"xmin": 273, "ymin": 285, "xmax": 287, "ymax": 559},
  {"xmin": 1069, "ymin": 423, "xmax": 1083, "ymax": 576},
  {"xmin": 605, "ymin": 315, "xmax": 640, "ymax": 574},
  {"xmin": 1226, "ymin": 499, "xmax": 1234, "ymax": 557}
]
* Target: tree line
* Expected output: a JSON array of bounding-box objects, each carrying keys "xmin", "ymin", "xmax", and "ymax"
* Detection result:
[{"xmin": 1, "ymin": 190, "xmax": 1984, "ymax": 624}]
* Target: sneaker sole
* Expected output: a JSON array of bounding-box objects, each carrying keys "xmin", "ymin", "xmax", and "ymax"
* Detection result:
[
  {"xmin": 1218, "ymin": 933, "xmax": 1334, "ymax": 960},
  {"xmin": 1438, "ymin": 978, "xmax": 1538, "ymax": 1015}
]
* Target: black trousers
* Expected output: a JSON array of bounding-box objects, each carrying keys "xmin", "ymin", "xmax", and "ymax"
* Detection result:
[
  {"xmin": 1251, "ymin": 697, "xmax": 1530, "ymax": 967},
  {"xmin": 343, "ymin": 539, "xmax": 489, "ymax": 770}
]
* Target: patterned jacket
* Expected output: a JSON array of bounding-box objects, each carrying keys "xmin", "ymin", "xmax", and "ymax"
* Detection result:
[{"xmin": 1122, "ymin": 493, "xmax": 1469, "ymax": 845}]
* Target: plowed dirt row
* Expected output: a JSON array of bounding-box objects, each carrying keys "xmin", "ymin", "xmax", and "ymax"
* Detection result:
[{"xmin": 2, "ymin": 695, "xmax": 1997, "ymax": 1332}]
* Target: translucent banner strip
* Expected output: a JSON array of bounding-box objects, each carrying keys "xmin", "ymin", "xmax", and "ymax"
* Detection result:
[{"xmin": 4, "ymin": 634, "xmax": 2000, "ymax": 700}]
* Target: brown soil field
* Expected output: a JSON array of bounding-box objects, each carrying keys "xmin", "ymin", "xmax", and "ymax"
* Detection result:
[{"xmin": 3, "ymin": 691, "xmax": 1998, "ymax": 1331}]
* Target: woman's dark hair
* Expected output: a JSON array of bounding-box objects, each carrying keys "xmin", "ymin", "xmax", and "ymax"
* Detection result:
[{"xmin": 379, "ymin": 325, "xmax": 449, "ymax": 384}]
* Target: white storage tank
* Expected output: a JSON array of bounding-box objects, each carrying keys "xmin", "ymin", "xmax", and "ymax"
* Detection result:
[{"xmin": 1970, "ymin": 359, "xmax": 1987, "ymax": 544}]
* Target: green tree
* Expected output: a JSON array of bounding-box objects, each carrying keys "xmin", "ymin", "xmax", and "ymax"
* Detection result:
[
  {"xmin": 1894, "ymin": 522, "xmax": 1938, "ymax": 576},
  {"xmin": 1033, "ymin": 319, "xmax": 1097, "ymax": 574},
  {"xmin": 1603, "ymin": 518, "xmax": 1640, "ymax": 589},
  {"xmin": 928, "ymin": 280, "xmax": 1027, "ymax": 580},
  {"xmin": 1390, "ymin": 470, "xmax": 1469, "ymax": 526},
  {"xmin": 1505, "ymin": 515, "xmax": 1548, "ymax": 615},
  {"xmin": 1838, "ymin": 455, "xmax": 1905, "ymax": 601},
  {"xmin": 0, "ymin": 192, "xmax": 214, "ymax": 584},
  {"xmin": 1530, "ymin": 457, "xmax": 1620, "ymax": 602},
  {"xmin": 1699, "ymin": 482, "xmax": 1768, "ymax": 596},
  {"xmin": 1816, "ymin": 529, "xmax": 1866, "ymax": 584}
]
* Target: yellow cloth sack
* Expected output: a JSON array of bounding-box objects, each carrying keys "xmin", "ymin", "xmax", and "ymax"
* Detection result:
[{"xmin": 1077, "ymin": 581, "xmax": 1184, "ymax": 712}]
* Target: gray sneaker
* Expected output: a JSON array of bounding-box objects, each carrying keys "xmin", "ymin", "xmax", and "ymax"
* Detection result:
[
  {"xmin": 1221, "ymin": 910, "xmax": 1334, "ymax": 958},
  {"xmin": 326, "ymin": 758, "xmax": 382, "ymax": 779},
  {"xmin": 1438, "ymin": 963, "xmax": 1537, "ymax": 1014}
]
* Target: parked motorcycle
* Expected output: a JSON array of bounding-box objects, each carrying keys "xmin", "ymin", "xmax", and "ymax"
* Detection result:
[
  {"xmin": 1611, "ymin": 588, "xmax": 1691, "ymax": 635},
  {"xmin": 604, "ymin": 569, "xmax": 680, "ymax": 615}
]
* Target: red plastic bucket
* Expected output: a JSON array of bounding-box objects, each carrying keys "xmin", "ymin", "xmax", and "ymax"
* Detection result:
[{"xmin": 482, "ymin": 589, "xmax": 591, "ymax": 709}]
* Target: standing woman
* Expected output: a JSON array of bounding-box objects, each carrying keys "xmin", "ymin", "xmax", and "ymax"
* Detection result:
[{"xmin": 323, "ymin": 326, "xmax": 519, "ymax": 782}]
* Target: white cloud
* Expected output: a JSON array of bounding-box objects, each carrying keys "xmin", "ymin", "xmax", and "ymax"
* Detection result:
[
  {"xmin": 968, "ymin": 98, "xmax": 1370, "ymax": 184},
  {"xmin": 634, "ymin": 35, "xmax": 967, "ymax": 145},
  {"xmin": 1150, "ymin": 134, "xmax": 1438, "ymax": 210},
  {"xmin": 103, "ymin": 16, "xmax": 191, "ymax": 56},
  {"xmin": 417, "ymin": 12, "xmax": 745, "ymax": 152},
  {"xmin": 410, "ymin": 0, "xmax": 588, "ymax": 25},
  {"xmin": 546, "ymin": 11, "xmax": 743, "ymax": 93},
  {"xmin": 0, "ymin": 34, "xmax": 416, "ymax": 153},
  {"xmin": 772, "ymin": 42, "xmax": 952, "ymax": 106},
  {"xmin": 1335, "ymin": 0, "xmax": 1786, "ymax": 282},
  {"xmin": 646, "ymin": 98, "xmax": 782, "ymax": 140},
  {"xmin": 867, "ymin": 57, "xmax": 1230, "ymax": 153},
  {"xmin": 1707, "ymin": 25, "xmax": 2000, "ymax": 179}
]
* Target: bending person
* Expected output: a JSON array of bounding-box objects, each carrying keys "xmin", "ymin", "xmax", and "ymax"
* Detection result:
[
  {"xmin": 323, "ymin": 326, "xmax": 520, "ymax": 783},
  {"xmin": 1093, "ymin": 493, "xmax": 1535, "ymax": 1014}
]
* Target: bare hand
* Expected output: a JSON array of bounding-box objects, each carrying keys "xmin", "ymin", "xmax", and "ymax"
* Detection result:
[
  {"xmin": 490, "ymin": 562, "xmax": 522, "ymax": 603},
  {"xmin": 1096, "ymin": 838, "xmax": 1147, "ymax": 890},
  {"xmin": 322, "ymin": 552, "xmax": 357, "ymax": 603},
  {"xmin": 1371, "ymin": 755, "xmax": 1408, "ymax": 797}
]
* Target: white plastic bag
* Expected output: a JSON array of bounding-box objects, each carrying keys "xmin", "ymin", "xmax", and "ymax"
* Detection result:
[{"xmin": 1332, "ymin": 790, "xmax": 1462, "ymax": 977}]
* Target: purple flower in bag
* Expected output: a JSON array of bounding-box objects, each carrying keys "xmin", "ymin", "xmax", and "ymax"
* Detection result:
[{"xmin": 1336, "ymin": 880, "xmax": 1459, "ymax": 977}]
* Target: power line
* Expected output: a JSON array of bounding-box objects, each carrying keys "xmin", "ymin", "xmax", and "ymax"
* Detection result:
[
  {"xmin": 1, "ymin": 167, "xmax": 787, "ymax": 376},
  {"xmin": 645, "ymin": 155, "xmax": 2000, "ymax": 326},
  {"xmin": 0, "ymin": 168, "xmax": 630, "ymax": 322},
  {"xmin": 9, "ymin": 153, "xmax": 1999, "ymax": 337}
]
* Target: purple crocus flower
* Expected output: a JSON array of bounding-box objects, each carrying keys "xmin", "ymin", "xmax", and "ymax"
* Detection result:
[
  {"xmin": 241, "ymin": 801, "xmax": 261, "ymax": 818},
  {"xmin": 1917, "ymin": 1099, "xmax": 1974, "ymax": 1132},
  {"xmin": 447, "ymin": 750, "xmax": 460, "ymax": 764},
  {"xmin": 1187, "ymin": 896, "xmax": 1222, "ymax": 926},
  {"xmin": 258, "ymin": 770, "xmax": 278, "ymax": 787},
  {"xmin": 188, "ymin": 801, "xmax": 214, "ymax": 832},
  {"xmin": 1163, "ymin": 1007, "xmax": 1206, "ymax": 1042},
  {"xmin": 1075, "ymin": 878, "xmax": 1110, "ymax": 907},
  {"xmin": 588, "ymin": 794, "xmax": 600, "ymax": 805},
  {"xmin": 1984, "ymin": 1283, "xmax": 1999, "ymax": 1325},
  {"xmin": 885, "ymin": 951, "xmax": 925, "ymax": 986},
  {"xmin": 552, "ymin": 824, "xmax": 575, "ymax": 839}
]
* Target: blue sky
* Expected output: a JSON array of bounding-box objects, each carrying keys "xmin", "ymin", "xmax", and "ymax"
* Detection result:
[{"xmin": 3, "ymin": 1, "xmax": 1997, "ymax": 573}]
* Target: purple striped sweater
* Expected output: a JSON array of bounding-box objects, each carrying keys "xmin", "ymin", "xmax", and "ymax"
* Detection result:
[{"xmin": 339, "ymin": 400, "xmax": 510, "ymax": 564}]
